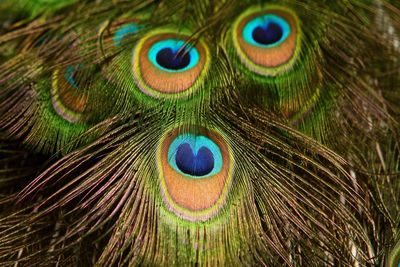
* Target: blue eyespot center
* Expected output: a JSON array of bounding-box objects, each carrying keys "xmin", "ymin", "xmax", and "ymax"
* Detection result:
[
  {"xmin": 148, "ymin": 39, "xmax": 199, "ymax": 72},
  {"xmin": 175, "ymin": 143, "xmax": 214, "ymax": 176},
  {"xmin": 252, "ymin": 22, "xmax": 283, "ymax": 45},
  {"xmin": 156, "ymin": 48, "xmax": 191, "ymax": 70},
  {"xmin": 113, "ymin": 23, "xmax": 141, "ymax": 47},
  {"xmin": 168, "ymin": 134, "xmax": 223, "ymax": 178},
  {"xmin": 65, "ymin": 65, "xmax": 79, "ymax": 89},
  {"xmin": 243, "ymin": 14, "xmax": 290, "ymax": 48}
]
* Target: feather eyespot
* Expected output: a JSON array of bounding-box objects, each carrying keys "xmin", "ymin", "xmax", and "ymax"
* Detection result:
[
  {"xmin": 232, "ymin": 6, "xmax": 301, "ymax": 76},
  {"xmin": 148, "ymin": 39, "xmax": 200, "ymax": 72},
  {"xmin": 243, "ymin": 14, "xmax": 290, "ymax": 48},
  {"xmin": 51, "ymin": 65, "xmax": 88, "ymax": 123},
  {"xmin": 113, "ymin": 22, "xmax": 142, "ymax": 47},
  {"xmin": 158, "ymin": 127, "xmax": 233, "ymax": 222},
  {"xmin": 168, "ymin": 134, "xmax": 222, "ymax": 178},
  {"xmin": 132, "ymin": 29, "xmax": 210, "ymax": 99}
]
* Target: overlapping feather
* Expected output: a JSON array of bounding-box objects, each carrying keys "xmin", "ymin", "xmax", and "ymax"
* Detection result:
[{"xmin": 0, "ymin": 0, "xmax": 399, "ymax": 266}]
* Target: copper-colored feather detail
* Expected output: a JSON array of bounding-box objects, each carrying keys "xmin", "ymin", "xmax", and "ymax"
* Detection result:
[{"xmin": 158, "ymin": 126, "xmax": 233, "ymax": 221}]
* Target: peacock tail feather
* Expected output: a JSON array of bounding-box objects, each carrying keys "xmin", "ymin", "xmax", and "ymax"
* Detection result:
[{"xmin": 0, "ymin": 0, "xmax": 399, "ymax": 266}]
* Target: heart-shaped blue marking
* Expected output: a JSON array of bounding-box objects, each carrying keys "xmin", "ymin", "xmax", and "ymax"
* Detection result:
[
  {"xmin": 252, "ymin": 22, "xmax": 283, "ymax": 45},
  {"xmin": 243, "ymin": 14, "xmax": 291, "ymax": 48},
  {"xmin": 167, "ymin": 134, "xmax": 223, "ymax": 178},
  {"xmin": 175, "ymin": 143, "xmax": 214, "ymax": 176}
]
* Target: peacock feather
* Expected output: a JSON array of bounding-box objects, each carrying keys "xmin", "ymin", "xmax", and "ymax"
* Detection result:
[{"xmin": 0, "ymin": 0, "xmax": 399, "ymax": 266}]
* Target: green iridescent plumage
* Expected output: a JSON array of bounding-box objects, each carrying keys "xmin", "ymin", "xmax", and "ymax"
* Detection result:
[{"xmin": 0, "ymin": 0, "xmax": 399, "ymax": 266}]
